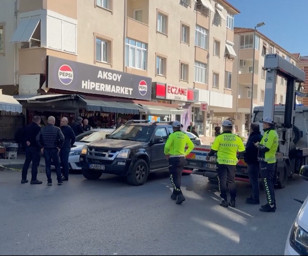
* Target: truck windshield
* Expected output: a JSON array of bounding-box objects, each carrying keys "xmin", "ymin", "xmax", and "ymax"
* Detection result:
[{"xmin": 107, "ymin": 125, "xmax": 154, "ymax": 142}]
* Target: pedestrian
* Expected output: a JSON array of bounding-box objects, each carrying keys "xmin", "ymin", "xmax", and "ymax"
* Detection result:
[
  {"xmin": 83, "ymin": 118, "xmax": 91, "ymax": 131},
  {"xmin": 36, "ymin": 116, "xmax": 64, "ymax": 186},
  {"xmin": 206, "ymin": 119, "xmax": 245, "ymax": 208},
  {"xmin": 214, "ymin": 126, "xmax": 221, "ymax": 136},
  {"xmin": 21, "ymin": 115, "xmax": 42, "ymax": 184},
  {"xmin": 187, "ymin": 121, "xmax": 193, "ymax": 132},
  {"xmin": 164, "ymin": 121, "xmax": 195, "ymax": 204},
  {"xmin": 71, "ymin": 116, "xmax": 83, "ymax": 136},
  {"xmin": 191, "ymin": 126, "xmax": 199, "ymax": 137},
  {"xmin": 116, "ymin": 117, "xmax": 122, "ymax": 128},
  {"xmin": 244, "ymin": 123, "xmax": 262, "ymax": 204},
  {"xmin": 255, "ymin": 117, "xmax": 279, "ymax": 212},
  {"xmin": 60, "ymin": 117, "xmax": 76, "ymax": 181}
]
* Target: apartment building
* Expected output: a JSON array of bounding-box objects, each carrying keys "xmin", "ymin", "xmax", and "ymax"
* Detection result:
[
  {"xmin": 233, "ymin": 27, "xmax": 299, "ymax": 137},
  {"xmin": 297, "ymin": 55, "xmax": 308, "ymax": 106},
  {"xmin": 0, "ymin": 0, "xmax": 239, "ymax": 138}
]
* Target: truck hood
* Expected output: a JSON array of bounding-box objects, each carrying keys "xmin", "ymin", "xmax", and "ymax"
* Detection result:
[{"xmin": 88, "ymin": 139, "xmax": 147, "ymax": 150}]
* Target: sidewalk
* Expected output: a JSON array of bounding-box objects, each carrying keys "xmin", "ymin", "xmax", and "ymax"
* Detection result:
[{"xmin": 0, "ymin": 153, "xmax": 45, "ymax": 172}]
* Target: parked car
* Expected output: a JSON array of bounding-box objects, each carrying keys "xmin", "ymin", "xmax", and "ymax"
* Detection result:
[
  {"xmin": 284, "ymin": 166, "xmax": 308, "ymax": 255},
  {"xmin": 69, "ymin": 128, "xmax": 114, "ymax": 170},
  {"xmin": 185, "ymin": 131, "xmax": 202, "ymax": 145}
]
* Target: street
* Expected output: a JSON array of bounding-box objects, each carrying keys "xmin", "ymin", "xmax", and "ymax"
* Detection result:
[{"xmin": 0, "ymin": 168, "xmax": 307, "ymax": 255}]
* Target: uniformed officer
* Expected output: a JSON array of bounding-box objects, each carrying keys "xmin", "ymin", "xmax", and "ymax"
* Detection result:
[
  {"xmin": 255, "ymin": 117, "xmax": 279, "ymax": 212},
  {"xmin": 206, "ymin": 119, "xmax": 245, "ymax": 208},
  {"xmin": 164, "ymin": 121, "xmax": 194, "ymax": 204}
]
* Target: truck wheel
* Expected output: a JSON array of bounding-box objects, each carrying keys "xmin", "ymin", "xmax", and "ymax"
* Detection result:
[
  {"xmin": 276, "ymin": 167, "xmax": 287, "ymax": 189},
  {"xmin": 82, "ymin": 168, "xmax": 102, "ymax": 180},
  {"xmin": 127, "ymin": 159, "xmax": 149, "ymax": 186}
]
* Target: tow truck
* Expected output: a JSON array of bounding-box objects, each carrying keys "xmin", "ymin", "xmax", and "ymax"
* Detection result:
[{"xmin": 185, "ymin": 54, "xmax": 308, "ymax": 188}]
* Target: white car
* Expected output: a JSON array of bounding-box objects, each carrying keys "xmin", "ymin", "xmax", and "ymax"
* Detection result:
[
  {"xmin": 69, "ymin": 128, "xmax": 114, "ymax": 170},
  {"xmin": 284, "ymin": 167, "xmax": 308, "ymax": 255}
]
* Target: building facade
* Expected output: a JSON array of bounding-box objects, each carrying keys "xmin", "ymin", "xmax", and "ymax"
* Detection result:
[{"xmin": 0, "ymin": 0, "xmax": 239, "ymax": 138}]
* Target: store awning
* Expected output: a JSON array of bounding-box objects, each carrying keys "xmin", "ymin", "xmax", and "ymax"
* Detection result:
[
  {"xmin": 80, "ymin": 98, "xmax": 142, "ymax": 114},
  {"xmin": 196, "ymin": 0, "xmax": 215, "ymax": 12},
  {"xmin": 11, "ymin": 16, "xmax": 40, "ymax": 42},
  {"xmin": 0, "ymin": 94, "xmax": 22, "ymax": 113},
  {"xmin": 140, "ymin": 104, "xmax": 184, "ymax": 116}
]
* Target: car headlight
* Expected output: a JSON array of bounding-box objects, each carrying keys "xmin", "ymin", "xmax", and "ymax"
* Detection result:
[
  {"xmin": 69, "ymin": 150, "xmax": 81, "ymax": 156},
  {"xmin": 290, "ymin": 221, "xmax": 308, "ymax": 255},
  {"xmin": 116, "ymin": 149, "xmax": 130, "ymax": 159},
  {"xmin": 80, "ymin": 145, "xmax": 88, "ymax": 155}
]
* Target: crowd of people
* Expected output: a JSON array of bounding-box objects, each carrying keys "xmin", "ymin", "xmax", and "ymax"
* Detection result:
[{"xmin": 20, "ymin": 115, "xmax": 92, "ymax": 186}]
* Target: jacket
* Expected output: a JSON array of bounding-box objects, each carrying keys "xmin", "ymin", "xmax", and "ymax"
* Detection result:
[
  {"xmin": 60, "ymin": 125, "xmax": 76, "ymax": 149},
  {"xmin": 36, "ymin": 124, "xmax": 64, "ymax": 149},
  {"xmin": 244, "ymin": 131, "xmax": 262, "ymax": 164}
]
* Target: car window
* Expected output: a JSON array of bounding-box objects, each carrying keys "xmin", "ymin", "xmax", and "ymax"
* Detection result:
[
  {"xmin": 155, "ymin": 127, "xmax": 168, "ymax": 139},
  {"xmin": 108, "ymin": 125, "xmax": 154, "ymax": 142},
  {"xmin": 75, "ymin": 130, "xmax": 95, "ymax": 142}
]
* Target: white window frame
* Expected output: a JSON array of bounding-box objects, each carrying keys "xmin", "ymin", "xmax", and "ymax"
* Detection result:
[
  {"xmin": 226, "ymin": 14, "xmax": 234, "ymax": 29},
  {"xmin": 240, "ymin": 34, "xmax": 253, "ymax": 49},
  {"xmin": 195, "ymin": 25, "xmax": 208, "ymax": 50},
  {"xmin": 156, "ymin": 56, "xmax": 166, "ymax": 76},
  {"xmin": 125, "ymin": 38, "xmax": 147, "ymax": 70},
  {"xmin": 157, "ymin": 13, "xmax": 168, "ymax": 34},
  {"xmin": 96, "ymin": 38, "xmax": 110, "ymax": 63},
  {"xmin": 180, "ymin": 63, "xmax": 189, "ymax": 82},
  {"xmin": 96, "ymin": 0, "xmax": 111, "ymax": 10},
  {"xmin": 181, "ymin": 24, "xmax": 189, "ymax": 44},
  {"xmin": 194, "ymin": 61, "xmax": 207, "ymax": 84},
  {"xmin": 213, "ymin": 73, "xmax": 219, "ymax": 88}
]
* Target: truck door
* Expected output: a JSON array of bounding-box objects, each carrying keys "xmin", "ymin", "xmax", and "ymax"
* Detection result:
[{"xmin": 150, "ymin": 127, "xmax": 169, "ymax": 169}]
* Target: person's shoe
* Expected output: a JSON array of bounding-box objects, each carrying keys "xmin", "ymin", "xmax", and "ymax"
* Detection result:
[
  {"xmin": 170, "ymin": 190, "xmax": 177, "ymax": 200},
  {"xmin": 58, "ymin": 181, "xmax": 63, "ymax": 186},
  {"xmin": 21, "ymin": 179, "xmax": 28, "ymax": 184},
  {"xmin": 30, "ymin": 180, "xmax": 43, "ymax": 185},
  {"xmin": 176, "ymin": 193, "xmax": 186, "ymax": 204},
  {"xmin": 220, "ymin": 199, "xmax": 229, "ymax": 208},
  {"xmin": 259, "ymin": 203, "xmax": 276, "ymax": 212},
  {"xmin": 246, "ymin": 197, "xmax": 260, "ymax": 205},
  {"xmin": 229, "ymin": 200, "xmax": 236, "ymax": 208},
  {"xmin": 61, "ymin": 176, "xmax": 68, "ymax": 181},
  {"xmin": 47, "ymin": 182, "xmax": 52, "ymax": 186}
]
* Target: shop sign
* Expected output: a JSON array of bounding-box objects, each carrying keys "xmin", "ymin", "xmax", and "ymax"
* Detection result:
[
  {"xmin": 154, "ymin": 83, "xmax": 166, "ymax": 99},
  {"xmin": 47, "ymin": 56, "xmax": 152, "ymax": 101},
  {"xmin": 201, "ymin": 103, "xmax": 208, "ymax": 111}
]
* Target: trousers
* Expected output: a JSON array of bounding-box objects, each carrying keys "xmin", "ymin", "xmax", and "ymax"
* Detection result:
[
  {"xmin": 217, "ymin": 164, "xmax": 236, "ymax": 201},
  {"xmin": 169, "ymin": 157, "xmax": 186, "ymax": 192},
  {"xmin": 21, "ymin": 146, "xmax": 41, "ymax": 181},
  {"xmin": 260, "ymin": 161, "xmax": 276, "ymax": 205}
]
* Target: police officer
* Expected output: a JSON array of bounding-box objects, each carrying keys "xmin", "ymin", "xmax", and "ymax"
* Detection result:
[
  {"xmin": 164, "ymin": 121, "xmax": 194, "ymax": 204},
  {"xmin": 255, "ymin": 117, "xmax": 279, "ymax": 212},
  {"xmin": 206, "ymin": 119, "xmax": 245, "ymax": 208}
]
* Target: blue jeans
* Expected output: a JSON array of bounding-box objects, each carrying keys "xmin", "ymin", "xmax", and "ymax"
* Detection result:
[
  {"xmin": 44, "ymin": 148, "xmax": 62, "ymax": 183},
  {"xmin": 60, "ymin": 147, "xmax": 70, "ymax": 179},
  {"xmin": 247, "ymin": 163, "xmax": 260, "ymax": 201},
  {"xmin": 22, "ymin": 146, "xmax": 41, "ymax": 181}
]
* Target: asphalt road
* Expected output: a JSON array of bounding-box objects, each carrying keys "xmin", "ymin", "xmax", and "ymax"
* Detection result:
[{"xmin": 0, "ymin": 168, "xmax": 307, "ymax": 255}]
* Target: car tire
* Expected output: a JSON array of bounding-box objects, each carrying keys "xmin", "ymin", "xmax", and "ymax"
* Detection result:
[
  {"xmin": 127, "ymin": 159, "xmax": 149, "ymax": 186},
  {"xmin": 82, "ymin": 168, "xmax": 102, "ymax": 180}
]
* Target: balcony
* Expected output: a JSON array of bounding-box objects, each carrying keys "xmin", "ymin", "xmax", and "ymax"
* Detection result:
[
  {"xmin": 238, "ymin": 72, "xmax": 258, "ymax": 86},
  {"xmin": 126, "ymin": 17, "xmax": 149, "ymax": 43}
]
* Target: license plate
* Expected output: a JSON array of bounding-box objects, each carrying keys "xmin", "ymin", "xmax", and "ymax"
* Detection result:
[
  {"xmin": 205, "ymin": 163, "xmax": 216, "ymax": 169},
  {"xmin": 89, "ymin": 164, "xmax": 105, "ymax": 170}
]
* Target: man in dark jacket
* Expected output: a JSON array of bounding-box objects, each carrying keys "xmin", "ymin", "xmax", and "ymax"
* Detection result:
[
  {"xmin": 36, "ymin": 116, "xmax": 64, "ymax": 186},
  {"xmin": 244, "ymin": 123, "xmax": 262, "ymax": 204},
  {"xmin": 71, "ymin": 117, "xmax": 83, "ymax": 136},
  {"xmin": 60, "ymin": 117, "xmax": 76, "ymax": 181},
  {"xmin": 21, "ymin": 115, "xmax": 42, "ymax": 184}
]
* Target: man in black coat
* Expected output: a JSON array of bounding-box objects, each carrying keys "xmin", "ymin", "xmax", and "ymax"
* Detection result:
[
  {"xmin": 21, "ymin": 115, "xmax": 42, "ymax": 184},
  {"xmin": 244, "ymin": 123, "xmax": 262, "ymax": 204},
  {"xmin": 71, "ymin": 116, "xmax": 84, "ymax": 136},
  {"xmin": 60, "ymin": 117, "xmax": 76, "ymax": 181}
]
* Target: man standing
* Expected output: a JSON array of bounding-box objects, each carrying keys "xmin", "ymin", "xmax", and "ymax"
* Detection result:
[
  {"xmin": 255, "ymin": 117, "xmax": 279, "ymax": 212},
  {"xmin": 71, "ymin": 117, "xmax": 83, "ymax": 136},
  {"xmin": 60, "ymin": 117, "xmax": 76, "ymax": 181},
  {"xmin": 245, "ymin": 123, "xmax": 262, "ymax": 204},
  {"xmin": 206, "ymin": 119, "xmax": 245, "ymax": 208},
  {"xmin": 164, "ymin": 121, "xmax": 194, "ymax": 204},
  {"xmin": 37, "ymin": 116, "xmax": 64, "ymax": 186},
  {"xmin": 82, "ymin": 118, "xmax": 91, "ymax": 131},
  {"xmin": 21, "ymin": 115, "xmax": 42, "ymax": 184}
]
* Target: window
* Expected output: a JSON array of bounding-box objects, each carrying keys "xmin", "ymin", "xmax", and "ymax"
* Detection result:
[
  {"xmin": 226, "ymin": 14, "xmax": 234, "ymax": 29},
  {"xmin": 0, "ymin": 24, "xmax": 4, "ymax": 54},
  {"xmin": 213, "ymin": 73, "xmax": 219, "ymax": 88},
  {"xmin": 213, "ymin": 40, "xmax": 220, "ymax": 57},
  {"xmin": 195, "ymin": 25, "xmax": 208, "ymax": 49},
  {"xmin": 156, "ymin": 56, "xmax": 166, "ymax": 76},
  {"xmin": 181, "ymin": 24, "xmax": 190, "ymax": 44},
  {"xmin": 96, "ymin": 38, "xmax": 111, "ymax": 63},
  {"xmin": 155, "ymin": 127, "xmax": 168, "ymax": 139},
  {"xmin": 96, "ymin": 0, "xmax": 111, "ymax": 10},
  {"xmin": 213, "ymin": 11, "xmax": 222, "ymax": 26},
  {"xmin": 125, "ymin": 38, "xmax": 147, "ymax": 70},
  {"xmin": 134, "ymin": 10, "xmax": 143, "ymax": 22},
  {"xmin": 180, "ymin": 0, "xmax": 191, "ymax": 7},
  {"xmin": 157, "ymin": 13, "xmax": 168, "ymax": 34},
  {"xmin": 262, "ymin": 45, "xmax": 267, "ymax": 56},
  {"xmin": 248, "ymin": 88, "xmax": 252, "ymax": 99},
  {"xmin": 249, "ymin": 66, "xmax": 253, "ymax": 73},
  {"xmin": 225, "ymin": 71, "xmax": 231, "ymax": 89},
  {"xmin": 269, "ymin": 46, "xmax": 274, "ymax": 54},
  {"xmin": 194, "ymin": 61, "xmax": 207, "ymax": 84},
  {"xmin": 239, "ymin": 59, "xmax": 246, "ymax": 67},
  {"xmin": 180, "ymin": 63, "xmax": 189, "ymax": 82},
  {"xmin": 240, "ymin": 34, "xmax": 253, "ymax": 49}
]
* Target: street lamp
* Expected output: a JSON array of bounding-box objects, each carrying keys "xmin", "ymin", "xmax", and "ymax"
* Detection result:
[{"xmin": 249, "ymin": 22, "xmax": 265, "ymax": 124}]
